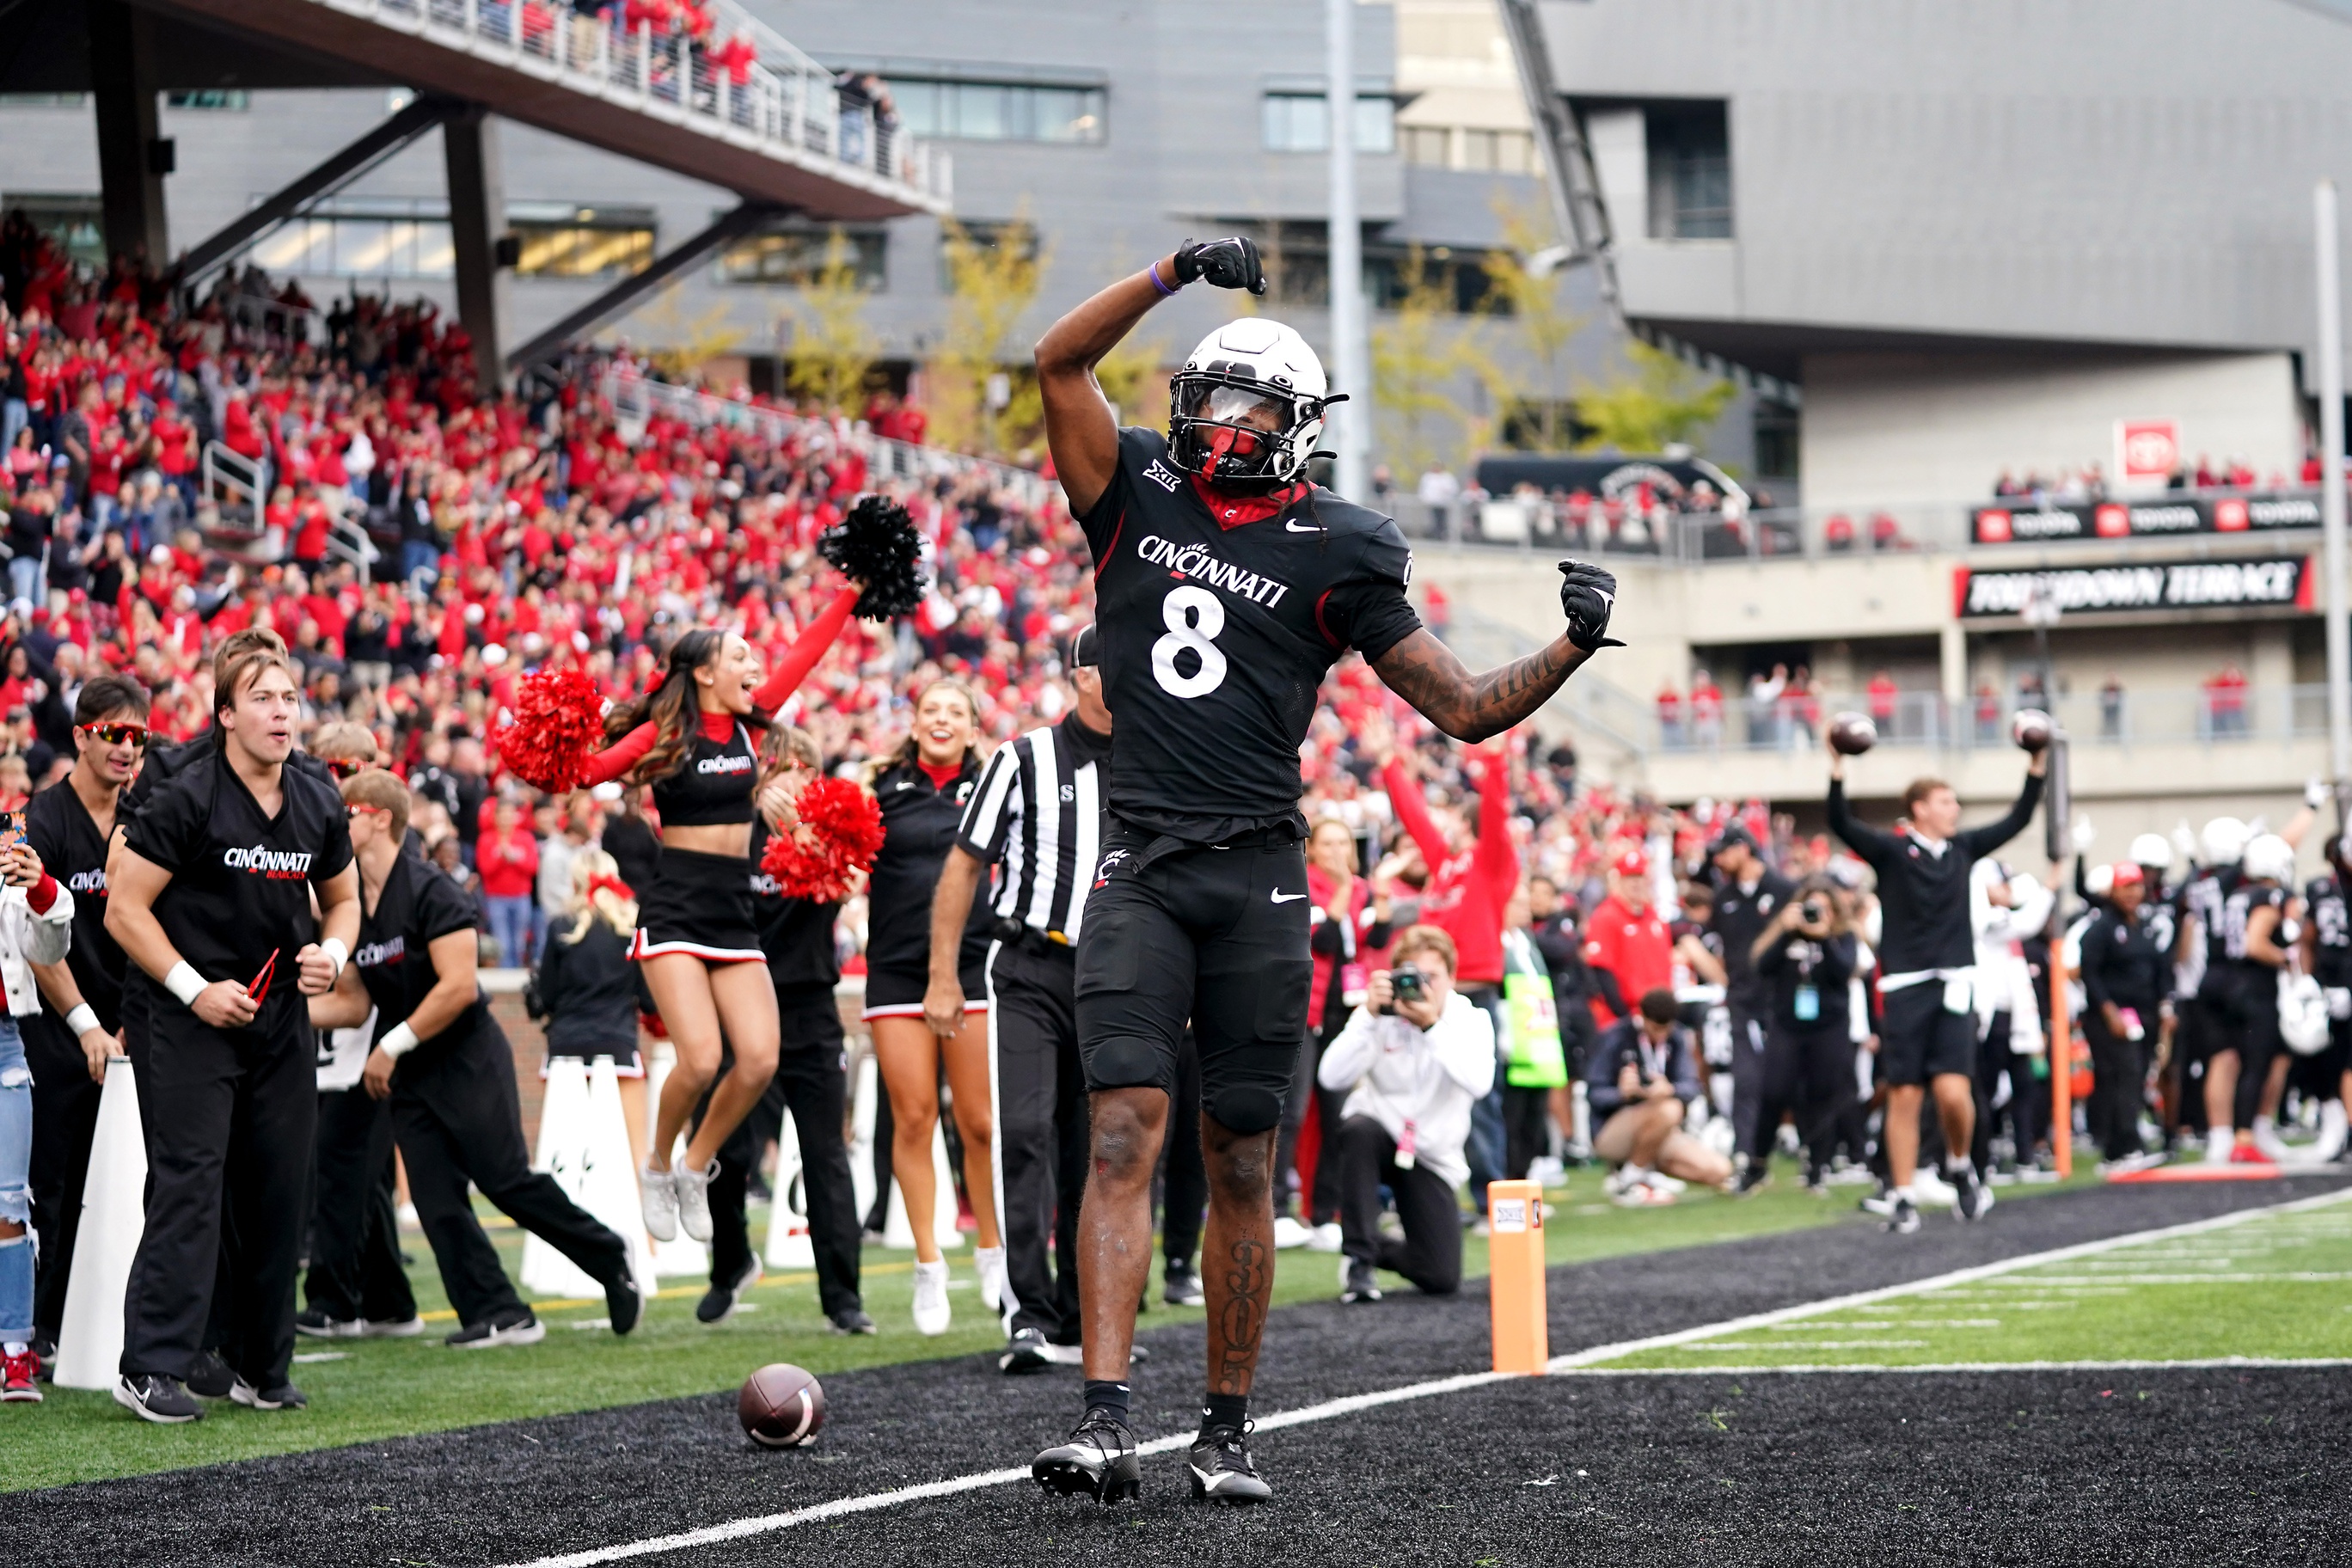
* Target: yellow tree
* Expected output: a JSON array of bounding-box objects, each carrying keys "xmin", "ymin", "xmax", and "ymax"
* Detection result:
[
  {"xmin": 1466, "ymin": 201, "xmax": 1585, "ymax": 451},
  {"xmin": 780, "ymin": 229, "xmax": 878, "ymax": 416},
  {"xmin": 1576, "ymin": 340, "xmax": 1736, "ymax": 454},
  {"xmin": 931, "ymin": 211, "xmax": 1048, "ymax": 455},
  {"xmin": 622, "ymin": 285, "xmax": 745, "ymax": 383},
  {"xmin": 1371, "ymin": 247, "xmax": 1482, "ymax": 479}
]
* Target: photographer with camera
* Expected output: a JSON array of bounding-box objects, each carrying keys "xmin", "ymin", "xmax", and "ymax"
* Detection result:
[
  {"xmin": 1749, "ymin": 879, "xmax": 1861, "ymax": 1191},
  {"xmin": 1585, "ymin": 987, "xmax": 1732, "ymax": 1205},
  {"xmin": 1315, "ymin": 927, "xmax": 1496, "ymax": 1305}
]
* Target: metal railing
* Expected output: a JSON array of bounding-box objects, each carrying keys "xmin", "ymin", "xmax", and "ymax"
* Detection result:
[
  {"xmin": 344, "ymin": 0, "xmax": 949, "ymax": 204},
  {"xmin": 1413, "ymin": 484, "xmax": 2333, "ymax": 565},
  {"xmin": 1640, "ymin": 684, "xmax": 2329, "ymax": 756},
  {"xmin": 598, "ymin": 365, "xmax": 1055, "ymax": 508},
  {"xmin": 200, "ymin": 441, "xmax": 264, "ymax": 522}
]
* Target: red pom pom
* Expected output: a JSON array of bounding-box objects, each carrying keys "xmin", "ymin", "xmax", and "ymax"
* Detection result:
[
  {"xmin": 759, "ymin": 777, "xmax": 885, "ymax": 903},
  {"xmin": 498, "ymin": 667, "xmax": 603, "ymax": 793}
]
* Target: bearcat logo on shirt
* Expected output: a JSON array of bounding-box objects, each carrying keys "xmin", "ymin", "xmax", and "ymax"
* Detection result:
[
  {"xmin": 223, "ymin": 845, "xmax": 313, "ymax": 879},
  {"xmin": 355, "ymin": 934, "xmax": 406, "ymax": 968},
  {"xmin": 1136, "ymin": 535, "xmax": 1292, "ymax": 607},
  {"xmin": 695, "ymin": 754, "xmax": 755, "ymax": 776}
]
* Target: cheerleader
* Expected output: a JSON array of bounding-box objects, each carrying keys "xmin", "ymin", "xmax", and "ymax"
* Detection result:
[
  {"xmin": 574, "ymin": 593, "xmax": 860, "ymax": 1245},
  {"xmin": 864, "ymin": 679, "xmax": 1001, "ymax": 1333}
]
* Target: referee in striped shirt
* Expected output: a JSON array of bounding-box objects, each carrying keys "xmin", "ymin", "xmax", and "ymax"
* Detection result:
[{"xmin": 925, "ymin": 627, "xmax": 1111, "ymax": 1374}]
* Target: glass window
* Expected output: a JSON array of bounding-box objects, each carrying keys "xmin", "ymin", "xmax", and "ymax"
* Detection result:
[
  {"xmin": 882, "ymin": 78, "xmax": 1105, "ymax": 144},
  {"xmin": 0, "ymin": 95, "xmax": 87, "ymax": 108},
  {"xmin": 1, "ymin": 194, "xmax": 104, "ymax": 265},
  {"xmin": 1400, "ymin": 126, "xmax": 1451, "ymax": 167},
  {"xmin": 505, "ymin": 205, "xmax": 658, "ymax": 279},
  {"xmin": 1263, "ymin": 95, "xmax": 1396, "ymax": 153},
  {"xmin": 165, "ymin": 90, "xmax": 248, "ymax": 110},
  {"xmin": 1646, "ymin": 103, "xmax": 1733, "ymax": 241},
  {"xmin": 720, "ymin": 225, "xmax": 889, "ymax": 288}
]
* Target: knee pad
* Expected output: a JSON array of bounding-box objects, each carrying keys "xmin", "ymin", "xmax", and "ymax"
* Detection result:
[
  {"xmin": 1207, "ymin": 1085, "xmax": 1283, "ymax": 1136},
  {"xmin": 1086, "ymin": 1038, "xmax": 1167, "ymax": 1093}
]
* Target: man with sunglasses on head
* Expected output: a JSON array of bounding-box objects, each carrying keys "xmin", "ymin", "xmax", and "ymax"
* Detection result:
[{"xmin": 23, "ymin": 675, "xmax": 148, "ymax": 1368}]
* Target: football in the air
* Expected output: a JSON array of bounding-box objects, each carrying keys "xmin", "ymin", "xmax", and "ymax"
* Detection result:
[
  {"xmin": 739, "ymin": 1363, "xmax": 826, "ymax": 1449},
  {"xmin": 2012, "ymin": 707, "xmax": 2054, "ymax": 753},
  {"xmin": 1828, "ymin": 712, "xmax": 1878, "ymax": 756}
]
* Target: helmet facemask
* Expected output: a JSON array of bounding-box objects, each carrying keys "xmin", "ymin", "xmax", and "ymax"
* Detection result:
[{"xmin": 1167, "ymin": 366, "xmax": 1330, "ymax": 489}]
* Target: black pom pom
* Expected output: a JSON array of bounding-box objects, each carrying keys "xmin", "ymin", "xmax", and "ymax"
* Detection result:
[{"xmin": 819, "ymin": 495, "xmax": 928, "ymax": 620}]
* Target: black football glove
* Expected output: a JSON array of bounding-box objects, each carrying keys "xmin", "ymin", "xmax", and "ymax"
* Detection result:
[
  {"xmin": 1173, "ymin": 236, "xmax": 1267, "ymax": 296},
  {"xmin": 1558, "ymin": 560, "xmax": 1624, "ymax": 651}
]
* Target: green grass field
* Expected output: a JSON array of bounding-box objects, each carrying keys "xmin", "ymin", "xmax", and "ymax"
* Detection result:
[
  {"xmin": 1589, "ymin": 1188, "xmax": 2352, "ymax": 1373},
  {"xmin": 0, "ymin": 1161, "xmax": 2096, "ymax": 1492}
]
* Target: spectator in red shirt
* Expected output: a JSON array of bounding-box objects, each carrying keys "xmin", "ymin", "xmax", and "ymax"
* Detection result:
[
  {"xmin": 1657, "ymin": 683, "xmax": 1684, "ymax": 750},
  {"xmin": 1867, "ymin": 668, "xmax": 1899, "ymax": 727},
  {"xmin": 477, "ymin": 797, "xmax": 541, "ymax": 967},
  {"xmin": 1689, "ymin": 670, "xmax": 1724, "ymax": 750},
  {"xmin": 1583, "ymin": 848, "xmax": 1675, "ymax": 1026}
]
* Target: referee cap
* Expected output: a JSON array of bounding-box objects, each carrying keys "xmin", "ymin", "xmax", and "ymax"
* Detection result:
[{"xmin": 1069, "ymin": 624, "xmax": 1099, "ymax": 668}]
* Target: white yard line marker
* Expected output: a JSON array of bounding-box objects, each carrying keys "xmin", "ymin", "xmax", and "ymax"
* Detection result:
[
  {"xmin": 1554, "ymin": 1356, "xmax": 2352, "ymax": 1377},
  {"xmin": 493, "ymin": 1185, "xmax": 2352, "ymax": 1568}
]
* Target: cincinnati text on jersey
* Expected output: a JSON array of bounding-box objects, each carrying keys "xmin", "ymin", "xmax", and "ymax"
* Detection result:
[
  {"xmin": 696, "ymin": 754, "xmax": 755, "ymax": 775},
  {"xmin": 66, "ymin": 868, "xmax": 106, "ymax": 894},
  {"xmin": 223, "ymin": 845, "xmax": 315, "ymax": 879},
  {"xmin": 355, "ymin": 934, "xmax": 407, "ymax": 968},
  {"xmin": 1136, "ymin": 535, "xmax": 1293, "ymax": 607}
]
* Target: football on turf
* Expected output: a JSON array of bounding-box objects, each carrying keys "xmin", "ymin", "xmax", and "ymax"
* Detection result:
[
  {"xmin": 1828, "ymin": 712, "xmax": 1877, "ymax": 756},
  {"xmin": 2012, "ymin": 707, "xmax": 2054, "ymax": 753},
  {"xmin": 739, "ymin": 1363, "xmax": 826, "ymax": 1449}
]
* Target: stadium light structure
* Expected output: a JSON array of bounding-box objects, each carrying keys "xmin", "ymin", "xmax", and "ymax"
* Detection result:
[{"xmin": 1327, "ymin": 0, "xmax": 1370, "ymax": 504}]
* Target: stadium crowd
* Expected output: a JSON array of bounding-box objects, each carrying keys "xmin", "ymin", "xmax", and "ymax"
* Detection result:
[{"xmin": 3, "ymin": 217, "xmax": 2348, "ymax": 1421}]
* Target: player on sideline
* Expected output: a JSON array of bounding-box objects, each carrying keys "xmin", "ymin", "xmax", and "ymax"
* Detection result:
[
  {"xmin": 107, "ymin": 640, "xmax": 359, "ymax": 1421},
  {"xmin": 1026, "ymin": 235, "xmax": 1621, "ymax": 1504}
]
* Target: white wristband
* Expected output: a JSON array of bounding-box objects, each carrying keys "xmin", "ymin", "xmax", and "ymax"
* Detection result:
[
  {"xmin": 64, "ymin": 1004, "xmax": 100, "ymax": 1038},
  {"xmin": 165, "ymin": 962, "xmax": 208, "ymax": 1008},
  {"xmin": 322, "ymin": 937, "xmax": 350, "ymax": 978},
  {"xmin": 377, "ymin": 1021, "xmax": 421, "ymax": 1060}
]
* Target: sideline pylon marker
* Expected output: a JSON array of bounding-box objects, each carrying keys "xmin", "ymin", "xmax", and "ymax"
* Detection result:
[{"xmin": 1487, "ymin": 1179, "xmax": 1549, "ymax": 1375}]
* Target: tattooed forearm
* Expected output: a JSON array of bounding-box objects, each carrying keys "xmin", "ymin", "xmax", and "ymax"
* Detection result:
[{"xmin": 1371, "ymin": 628, "xmax": 1591, "ymax": 742}]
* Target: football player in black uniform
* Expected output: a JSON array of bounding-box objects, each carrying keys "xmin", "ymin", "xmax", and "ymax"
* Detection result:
[
  {"xmin": 1026, "ymin": 236, "xmax": 1620, "ymax": 1505},
  {"xmin": 2300, "ymin": 836, "xmax": 2352, "ymax": 1163}
]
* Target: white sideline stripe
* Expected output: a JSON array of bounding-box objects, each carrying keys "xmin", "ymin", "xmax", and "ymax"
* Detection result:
[
  {"xmin": 1547, "ymin": 1184, "xmax": 2352, "ymax": 1372},
  {"xmin": 494, "ymin": 1186, "xmax": 2352, "ymax": 1568},
  {"xmin": 1554, "ymin": 1357, "xmax": 2352, "ymax": 1377}
]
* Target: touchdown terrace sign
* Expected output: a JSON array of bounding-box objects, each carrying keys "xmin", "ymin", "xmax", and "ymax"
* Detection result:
[{"xmin": 1953, "ymin": 556, "xmax": 2316, "ymax": 620}]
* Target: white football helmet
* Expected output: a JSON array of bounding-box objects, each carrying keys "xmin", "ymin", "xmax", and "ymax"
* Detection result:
[
  {"xmin": 1167, "ymin": 318, "xmax": 1341, "ymax": 487},
  {"xmin": 2129, "ymin": 832, "xmax": 2174, "ymax": 872},
  {"xmin": 2241, "ymin": 833, "xmax": 2295, "ymax": 885},
  {"xmin": 2200, "ymin": 816, "xmax": 2251, "ymax": 867}
]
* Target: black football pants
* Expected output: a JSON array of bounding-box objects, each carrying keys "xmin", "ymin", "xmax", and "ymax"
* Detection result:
[
  {"xmin": 304, "ymin": 1086, "xmax": 415, "ymax": 1324},
  {"xmin": 119, "ymin": 1003, "xmax": 314, "ymax": 1387},
  {"xmin": 986, "ymin": 939, "xmax": 1088, "ymax": 1341},
  {"xmin": 394, "ymin": 1018, "xmax": 626, "ymax": 1328}
]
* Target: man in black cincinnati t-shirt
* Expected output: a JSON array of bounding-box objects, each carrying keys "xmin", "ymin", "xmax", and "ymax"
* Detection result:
[
  {"xmin": 1706, "ymin": 824, "xmax": 1796, "ymax": 1186},
  {"xmin": 107, "ymin": 645, "xmax": 358, "ymax": 1422},
  {"xmin": 1024, "ymin": 235, "xmax": 1623, "ymax": 1505}
]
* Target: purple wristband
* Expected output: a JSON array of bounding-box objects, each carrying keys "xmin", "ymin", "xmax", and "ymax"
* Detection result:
[{"xmin": 1147, "ymin": 261, "xmax": 1179, "ymax": 297}]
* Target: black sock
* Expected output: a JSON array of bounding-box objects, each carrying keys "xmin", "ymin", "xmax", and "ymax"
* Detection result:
[
  {"xmin": 1202, "ymin": 1391, "xmax": 1248, "ymax": 1434},
  {"xmin": 1084, "ymin": 1380, "xmax": 1130, "ymax": 1420}
]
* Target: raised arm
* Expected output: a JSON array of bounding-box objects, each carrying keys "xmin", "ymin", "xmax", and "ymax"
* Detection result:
[
  {"xmin": 1824, "ymin": 775, "xmax": 1900, "ymax": 868},
  {"xmin": 1956, "ymin": 761, "xmax": 2049, "ymax": 860},
  {"xmin": 1033, "ymin": 237, "xmax": 1265, "ymax": 518},
  {"xmin": 1367, "ymin": 560, "xmax": 1617, "ymax": 743},
  {"xmin": 749, "ymin": 584, "xmax": 861, "ymax": 714},
  {"xmin": 1376, "ymin": 751, "xmax": 1448, "ymax": 873},
  {"xmin": 1470, "ymin": 753, "xmax": 1517, "ymax": 883}
]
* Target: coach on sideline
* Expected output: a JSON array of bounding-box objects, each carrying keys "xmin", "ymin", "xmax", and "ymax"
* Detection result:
[
  {"xmin": 1826, "ymin": 738, "xmax": 2044, "ymax": 1234},
  {"xmin": 928, "ymin": 626, "xmax": 1113, "ymax": 1374}
]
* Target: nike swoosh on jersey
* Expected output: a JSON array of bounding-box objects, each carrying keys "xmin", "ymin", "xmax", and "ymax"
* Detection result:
[
  {"xmin": 1271, "ymin": 890, "xmax": 1308, "ymax": 903},
  {"xmin": 1284, "ymin": 520, "xmax": 1323, "ymax": 533}
]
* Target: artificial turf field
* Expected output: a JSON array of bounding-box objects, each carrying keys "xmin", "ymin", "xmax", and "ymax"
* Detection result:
[{"xmin": 10, "ymin": 1166, "xmax": 2351, "ymax": 1566}]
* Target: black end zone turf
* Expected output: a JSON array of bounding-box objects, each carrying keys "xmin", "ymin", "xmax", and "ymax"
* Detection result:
[{"xmin": 18, "ymin": 1175, "xmax": 2347, "ymax": 1567}]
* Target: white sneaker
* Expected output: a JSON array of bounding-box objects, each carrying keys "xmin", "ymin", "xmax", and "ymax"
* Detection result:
[
  {"xmin": 1911, "ymin": 1168, "xmax": 1958, "ymax": 1208},
  {"xmin": 2315, "ymin": 1100, "xmax": 2349, "ymax": 1164},
  {"xmin": 1645, "ymin": 1171, "xmax": 1687, "ymax": 1196},
  {"xmin": 640, "ymin": 1165, "xmax": 679, "ymax": 1242},
  {"xmin": 2204, "ymin": 1126, "xmax": 2235, "ymax": 1165},
  {"xmin": 1526, "ymin": 1155, "xmax": 1566, "ymax": 1189},
  {"xmin": 673, "ymin": 1158, "xmax": 717, "ymax": 1243},
  {"xmin": 911, "ymin": 1259, "xmax": 952, "ymax": 1336},
  {"xmin": 974, "ymin": 1245, "xmax": 1007, "ymax": 1314},
  {"xmin": 1306, "ymin": 1222, "xmax": 1344, "ymax": 1253},
  {"xmin": 1271, "ymin": 1216, "xmax": 1314, "ymax": 1250},
  {"xmin": 2251, "ymin": 1117, "xmax": 2292, "ymax": 1164}
]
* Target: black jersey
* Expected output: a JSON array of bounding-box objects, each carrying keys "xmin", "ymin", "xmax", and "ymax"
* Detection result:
[
  {"xmin": 122, "ymin": 748, "xmax": 353, "ymax": 1007},
  {"xmin": 1079, "ymin": 426, "xmax": 1422, "ymax": 840},
  {"xmin": 354, "ymin": 848, "xmax": 488, "ymax": 1056},
  {"xmin": 2140, "ymin": 881, "xmax": 2183, "ymax": 975},
  {"xmin": 2186, "ymin": 867, "xmax": 2239, "ymax": 979},
  {"xmin": 27, "ymin": 779, "xmax": 126, "ymax": 1032},
  {"xmin": 749, "ymin": 818, "xmax": 842, "ymax": 989},
  {"xmin": 1707, "ymin": 869, "xmax": 1795, "ymax": 1013},
  {"xmin": 651, "ymin": 721, "xmax": 758, "ymax": 828},
  {"xmin": 2307, "ymin": 873, "xmax": 2352, "ymax": 987},
  {"xmin": 121, "ymin": 726, "xmax": 336, "ymax": 822},
  {"xmin": 865, "ymin": 757, "xmax": 989, "ymax": 977},
  {"xmin": 2215, "ymin": 880, "xmax": 2287, "ymax": 977}
]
